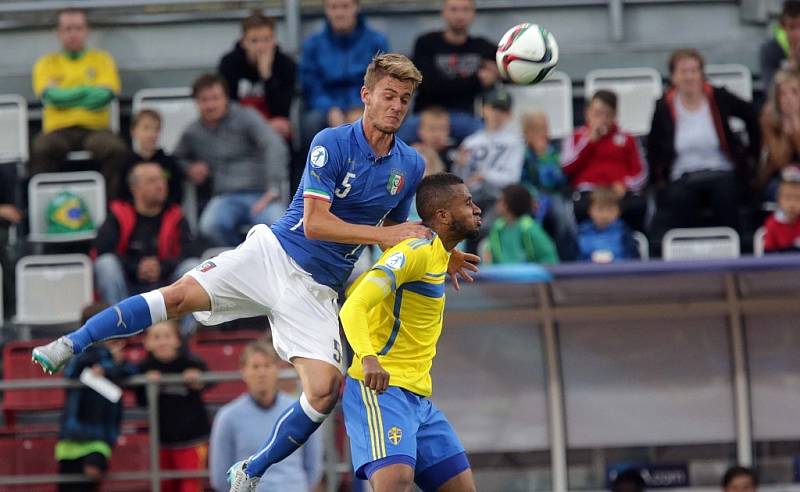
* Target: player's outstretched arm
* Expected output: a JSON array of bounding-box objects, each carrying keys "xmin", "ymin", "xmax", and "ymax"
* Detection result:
[
  {"xmin": 303, "ymin": 198, "xmax": 430, "ymax": 246},
  {"xmin": 447, "ymin": 249, "xmax": 481, "ymax": 291}
]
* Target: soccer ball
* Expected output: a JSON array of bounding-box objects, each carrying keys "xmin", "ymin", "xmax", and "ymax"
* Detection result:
[{"xmin": 496, "ymin": 23, "xmax": 559, "ymax": 85}]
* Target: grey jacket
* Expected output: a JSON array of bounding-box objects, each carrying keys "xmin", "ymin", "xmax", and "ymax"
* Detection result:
[{"xmin": 174, "ymin": 102, "xmax": 289, "ymax": 197}]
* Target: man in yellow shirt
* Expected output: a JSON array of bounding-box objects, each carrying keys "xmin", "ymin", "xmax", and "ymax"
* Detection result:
[
  {"xmin": 340, "ymin": 172, "xmax": 481, "ymax": 492},
  {"xmin": 31, "ymin": 8, "xmax": 127, "ymax": 198}
]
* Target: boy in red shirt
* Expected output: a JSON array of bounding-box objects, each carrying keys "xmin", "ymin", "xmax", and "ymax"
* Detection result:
[
  {"xmin": 764, "ymin": 166, "xmax": 800, "ymax": 253},
  {"xmin": 561, "ymin": 89, "xmax": 648, "ymax": 231}
]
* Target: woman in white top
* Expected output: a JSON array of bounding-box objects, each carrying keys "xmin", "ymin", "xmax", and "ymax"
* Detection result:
[{"xmin": 647, "ymin": 48, "xmax": 760, "ymax": 232}]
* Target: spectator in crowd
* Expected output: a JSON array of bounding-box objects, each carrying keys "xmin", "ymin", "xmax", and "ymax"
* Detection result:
[
  {"xmin": 57, "ymin": 303, "xmax": 136, "ymax": 492},
  {"xmin": 299, "ymin": 0, "xmax": 389, "ymax": 144},
  {"xmin": 647, "ymin": 48, "xmax": 759, "ymax": 232},
  {"xmin": 486, "ymin": 184, "xmax": 559, "ymax": 265},
  {"xmin": 761, "ymin": 0, "xmax": 800, "ymax": 93},
  {"xmin": 456, "ymin": 87, "xmax": 525, "ymax": 222},
  {"xmin": 721, "ymin": 466, "xmax": 757, "ymax": 492},
  {"xmin": 412, "ymin": 106, "xmax": 454, "ymax": 173},
  {"xmin": 122, "ymin": 109, "xmax": 184, "ymax": 205},
  {"xmin": 763, "ymin": 165, "xmax": 800, "ymax": 252},
  {"xmin": 137, "ymin": 320, "xmax": 210, "ymax": 492},
  {"xmin": 31, "ymin": 8, "xmax": 127, "ymax": 198},
  {"xmin": 759, "ymin": 69, "xmax": 800, "ymax": 201},
  {"xmin": 562, "ymin": 90, "xmax": 648, "ymax": 231},
  {"xmin": 93, "ymin": 162, "xmax": 196, "ymax": 305},
  {"xmin": 520, "ymin": 110, "xmax": 575, "ymax": 259},
  {"xmin": 611, "ymin": 469, "xmax": 646, "ymax": 492},
  {"xmin": 0, "ymin": 170, "xmax": 21, "ymax": 315},
  {"xmin": 174, "ymin": 74, "xmax": 289, "ymax": 247},
  {"xmin": 218, "ymin": 12, "xmax": 296, "ymax": 142},
  {"xmin": 209, "ymin": 340, "xmax": 323, "ymax": 492},
  {"xmin": 577, "ymin": 187, "xmax": 639, "ymax": 263},
  {"xmin": 402, "ymin": 0, "xmax": 497, "ymax": 144}
]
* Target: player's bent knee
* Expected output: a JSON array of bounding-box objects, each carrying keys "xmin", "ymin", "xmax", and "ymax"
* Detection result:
[
  {"xmin": 161, "ymin": 276, "xmax": 210, "ymax": 318},
  {"xmin": 305, "ymin": 371, "xmax": 342, "ymax": 413}
]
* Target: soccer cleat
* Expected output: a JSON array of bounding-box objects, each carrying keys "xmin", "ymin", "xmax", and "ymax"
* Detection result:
[
  {"xmin": 227, "ymin": 460, "xmax": 259, "ymax": 492},
  {"xmin": 31, "ymin": 337, "xmax": 75, "ymax": 374}
]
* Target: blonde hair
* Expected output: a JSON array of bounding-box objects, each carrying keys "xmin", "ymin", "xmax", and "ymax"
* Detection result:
[
  {"xmin": 590, "ymin": 187, "xmax": 620, "ymax": 208},
  {"xmin": 240, "ymin": 339, "xmax": 279, "ymax": 368},
  {"xmin": 521, "ymin": 110, "xmax": 549, "ymax": 132},
  {"xmin": 363, "ymin": 53, "xmax": 423, "ymax": 92},
  {"xmin": 767, "ymin": 70, "xmax": 800, "ymax": 127}
]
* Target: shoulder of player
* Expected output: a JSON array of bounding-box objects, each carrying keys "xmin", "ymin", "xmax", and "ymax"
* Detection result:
[
  {"xmin": 86, "ymin": 48, "xmax": 116, "ymax": 63},
  {"xmin": 393, "ymin": 139, "xmax": 426, "ymax": 170}
]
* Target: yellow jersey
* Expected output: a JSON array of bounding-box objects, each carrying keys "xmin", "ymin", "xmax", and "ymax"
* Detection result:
[
  {"xmin": 341, "ymin": 235, "xmax": 451, "ymax": 397},
  {"xmin": 33, "ymin": 49, "xmax": 121, "ymax": 133}
]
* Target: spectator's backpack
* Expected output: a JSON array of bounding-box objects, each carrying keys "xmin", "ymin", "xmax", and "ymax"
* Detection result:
[{"xmin": 46, "ymin": 190, "xmax": 93, "ymax": 234}]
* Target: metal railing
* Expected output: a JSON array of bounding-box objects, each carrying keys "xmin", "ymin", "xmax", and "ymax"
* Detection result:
[{"xmin": 0, "ymin": 369, "xmax": 348, "ymax": 492}]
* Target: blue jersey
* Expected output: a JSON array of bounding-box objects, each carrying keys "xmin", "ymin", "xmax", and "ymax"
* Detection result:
[{"xmin": 271, "ymin": 120, "xmax": 425, "ymax": 291}]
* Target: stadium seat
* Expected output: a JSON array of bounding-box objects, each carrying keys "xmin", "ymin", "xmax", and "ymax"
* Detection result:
[
  {"xmin": 0, "ymin": 436, "xmax": 58, "ymax": 492},
  {"xmin": 585, "ymin": 67, "xmax": 663, "ymax": 135},
  {"xmin": 121, "ymin": 336, "xmax": 147, "ymax": 408},
  {"xmin": 504, "ymin": 70, "xmax": 573, "ymax": 139},
  {"xmin": 0, "ymin": 94, "xmax": 28, "ymax": 164},
  {"xmin": 705, "ymin": 63, "xmax": 753, "ymax": 102},
  {"xmin": 109, "ymin": 98, "xmax": 121, "ymax": 134},
  {"xmin": 15, "ymin": 254, "xmax": 93, "ymax": 325},
  {"xmin": 104, "ymin": 432, "xmax": 151, "ymax": 492},
  {"xmin": 27, "ymin": 171, "xmax": 106, "ymax": 243},
  {"xmin": 662, "ymin": 227, "xmax": 741, "ymax": 261},
  {"xmin": 2, "ymin": 339, "xmax": 65, "ymax": 426},
  {"xmin": 753, "ymin": 226, "xmax": 766, "ymax": 257},
  {"xmin": 131, "ymin": 87, "xmax": 196, "ymax": 153},
  {"xmin": 632, "ymin": 231, "xmax": 649, "ymax": 260},
  {"xmin": 190, "ymin": 330, "xmax": 263, "ymax": 403}
]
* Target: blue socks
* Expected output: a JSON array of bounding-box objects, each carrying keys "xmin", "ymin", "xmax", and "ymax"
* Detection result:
[
  {"xmin": 67, "ymin": 291, "xmax": 167, "ymax": 353},
  {"xmin": 245, "ymin": 393, "xmax": 327, "ymax": 477}
]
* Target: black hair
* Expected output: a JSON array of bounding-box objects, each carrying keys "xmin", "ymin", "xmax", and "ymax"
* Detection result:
[
  {"xmin": 501, "ymin": 184, "xmax": 534, "ymax": 218},
  {"xmin": 611, "ymin": 469, "xmax": 646, "ymax": 492},
  {"xmin": 721, "ymin": 466, "xmax": 757, "ymax": 488},
  {"xmin": 415, "ymin": 172, "xmax": 464, "ymax": 222}
]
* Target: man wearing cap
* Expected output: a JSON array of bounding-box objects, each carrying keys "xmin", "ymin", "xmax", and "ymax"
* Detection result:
[{"xmin": 454, "ymin": 86, "xmax": 525, "ymax": 223}]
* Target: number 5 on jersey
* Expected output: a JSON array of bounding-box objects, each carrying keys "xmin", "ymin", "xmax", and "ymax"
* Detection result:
[{"xmin": 335, "ymin": 172, "xmax": 357, "ymax": 199}]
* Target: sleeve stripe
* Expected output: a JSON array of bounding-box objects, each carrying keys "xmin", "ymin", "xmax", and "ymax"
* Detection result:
[
  {"xmin": 372, "ymin": 265, "xmax": 397, "ymax": 291},
  {"xmin": 303, "ymin": 189, "xmax": 332, "ymax": 201}
]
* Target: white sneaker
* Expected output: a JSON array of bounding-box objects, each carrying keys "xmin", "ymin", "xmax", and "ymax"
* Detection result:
[
  {"xmin": 31, "ymin": 337, "xmax": 75, "ymax": 374},
  {"xmin": 227, "ymin": 460, "xmax": 259, "ymax": 492}
]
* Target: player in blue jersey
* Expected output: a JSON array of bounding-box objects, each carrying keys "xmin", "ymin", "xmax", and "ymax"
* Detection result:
[{"xmin": 32, "ymin": 53, "xmax": 479, "ymax": 492}]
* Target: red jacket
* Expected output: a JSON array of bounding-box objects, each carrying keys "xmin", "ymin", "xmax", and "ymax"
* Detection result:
[
  {"xmin": 561, "ymin": 123, "xmax": 647, "ymax": 192},
  {"xmin": 109, "ymin": 200, "xmax": 185, "ymax": 261},
  {"xmin": 764, "ymin": 211, "xmax": 800, "ymax": 252}
]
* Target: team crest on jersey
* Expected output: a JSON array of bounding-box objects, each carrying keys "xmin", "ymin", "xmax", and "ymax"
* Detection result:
[
  {"xmin": 385, "ymin": 252, "xmax": 405, "ymax": 271},
  {"xmin": 386, "ymin": 169, "xmax": 405, "ymax": 196},
  {"xmin": 310, "ymin": 146, "xmax": 328, "ymax": 168},
  {"xmin": 196, "ymin": 261, "xmax": 216, "ymax": 273},
  {"xmin": 388, "ymin": 427, "xmax": 403, "ymax": 445}
]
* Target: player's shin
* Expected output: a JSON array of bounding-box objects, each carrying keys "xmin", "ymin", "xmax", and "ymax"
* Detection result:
[
  {"xmin": 67, "ymin": 290, "xmax": 168, "ymax": 353},
  {"xmin": 244, "ymin": 393, "xmax": 327, "ymax": 477}
]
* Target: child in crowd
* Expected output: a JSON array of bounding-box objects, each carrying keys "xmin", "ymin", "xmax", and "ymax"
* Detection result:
[
  {"xmin": 486, "ymin": 184, "xmax": 559, "ymax": 265},
  {"xmin": 413, "ymin": 106, "xmax": 456, "ymax": 172},
  {"xmin": 137, "ymin": 320, "xmax": 209, "ymax": 492},
  {"xmin": 520, "ymin": 110, "xmax": 575, "ymax": 259},
  {"xmin": 577, "ymin": 187, "xmax": 639, "ymax": 262},
  {"xmin": 764, "ymin": 165, "xmax": 800, "ymax": 253},
  {"xmin": 124, "ymin": 109, "xmax": 185, "ymax": 205},
  {"xmin": 57, "ymin": 303, "xmax": 137, "ymax": 492}
]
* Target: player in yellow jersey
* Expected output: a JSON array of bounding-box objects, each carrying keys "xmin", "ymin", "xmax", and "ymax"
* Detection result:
[{"xmin": 340, "ymin": 172, "xmax": 481, "ymax": 492}]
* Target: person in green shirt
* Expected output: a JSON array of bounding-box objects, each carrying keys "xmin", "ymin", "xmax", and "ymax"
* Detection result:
[{"xmin": 486, "ymin": 184, "xmax": 559, "ymax": 265}]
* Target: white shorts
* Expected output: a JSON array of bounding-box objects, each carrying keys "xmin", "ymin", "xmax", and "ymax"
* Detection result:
[{"xmin": 186, "ymin": 224, "xmax": 343, "ymax": 370}]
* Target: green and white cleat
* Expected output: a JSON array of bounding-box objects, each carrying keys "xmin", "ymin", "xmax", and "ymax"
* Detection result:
[
  {"xmin": 227, "ymin": 460, "xmax": 259, "ymax": 492},
  {"xmin": 31, "ymin": 337, "xmax": 75, "ymax": 374}
]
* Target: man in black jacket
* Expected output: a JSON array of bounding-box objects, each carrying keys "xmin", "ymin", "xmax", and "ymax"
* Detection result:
[
  {"xmin": 218, "ymin": 12, "xmax": 297, "ymax": 142},
  {"xmin": 400, "ymin": 0, "xmax": 497, "ymax": 144}
]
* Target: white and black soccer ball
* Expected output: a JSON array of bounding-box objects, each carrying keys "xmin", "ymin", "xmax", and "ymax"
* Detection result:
[{"xmin": 496, "ymin": 23, "xmax": 559, "ymax": 85}]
